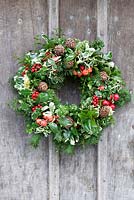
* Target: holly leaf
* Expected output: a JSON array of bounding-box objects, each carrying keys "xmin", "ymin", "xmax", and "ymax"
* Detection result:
[
  {"xmin": 37, "ymin": 93, "xmax": 49, "ymax": 103},
  {"xmin": 31, "ymin": 109, "xmax": 42, "ymax": 120},
  {"xmin": 20, "ymin": 89, "xmax": 31, "ymax": 97}
]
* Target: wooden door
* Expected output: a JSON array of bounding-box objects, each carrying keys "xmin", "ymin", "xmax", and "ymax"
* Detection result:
[{"xmin": 0, "ymin": 0, "xmax": 133, "ymax": 199}]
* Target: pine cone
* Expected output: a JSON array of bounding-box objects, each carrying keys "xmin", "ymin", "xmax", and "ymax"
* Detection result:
[
  {"xmin": 99, "ymin": 106, "xmax": 111, "ymax": 118},
  {"xmin": 38, "ymin": 82, "xmax": 48, "ymax": 92},
  {"xmin": 100, "ymin": 71, "xmax": 109, "ymax": 81},
  {"xmin": 54, "ymin": 45, "xmax": 65, "ymax": 56},
  {"xmin": 66, "ymin": 60, "xmax": 74, "ymax": 69},
  {"xmin": 65, "ymin": 38, "xmax": 76, "ymax": 49}
]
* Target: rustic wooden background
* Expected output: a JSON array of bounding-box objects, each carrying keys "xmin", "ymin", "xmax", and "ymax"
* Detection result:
[{"xmin": 0, "ymin": 0, "xmax": 134, "ymax": 199}]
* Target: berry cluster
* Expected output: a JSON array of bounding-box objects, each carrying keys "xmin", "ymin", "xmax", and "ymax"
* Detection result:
[
  {"xmin": 102, "ymin": 100, "xmax": 115, "ymax": 110},
  {"xmin": 73, "ymin": 66, "xmax": 92, "ymax": 77},
  {"xmin": 36, "ymin": 115, "xmax": 59, "ymax": 127},
  {"xmin": 92, "ymin": 95, "xmax": 99, "ymax": 106},
  {"xmin": 36, "ymin": 119, "xmax": 48, "ymax": 127},
  {"xmin": 31, "ymin": 91, "xmax": 40, "ymax": 100},
  {"xmin": 32, "ymin": 104, "xmax": 42, "ymax": 112},
  {"xmin": 102, "ymin": 93, "xmax": 120, "ymax": 110},
  {"xmin": 92, "ymin": 93, "xmax": 120, "ymax": 110},
  {"xmin": 31, "ymin": 64, "xmax": 42, "ymax": 72}
]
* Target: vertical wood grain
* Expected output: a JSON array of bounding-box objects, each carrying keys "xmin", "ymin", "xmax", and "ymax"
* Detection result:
[
  {"xmin": 59, "ymin": 1, "xmax": 97, "ymax": 199},
  {"xmin": 0, "ymin": 0, "xmax": 49, "ymax": 199},
  {"xmin": 97, "ymin": 0, "xmax": 108, "ymax": 200},
  {"xmin": 48, "ymin": 0, "xmax": 60, "ymax": 200},
  {"xmin": 105, "ymin": 0, "xmax": 134, "ymax": 199}
]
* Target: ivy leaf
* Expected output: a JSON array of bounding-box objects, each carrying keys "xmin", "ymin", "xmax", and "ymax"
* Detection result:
[
  {"xmin": 46, "ymin": 58, "xmax": 55, "ymax": 66},
  {"xmin": 58, "ymin": 117, "xmax": 72, "ymax": 127},
  {"xmin": 103, "ymin": 51, "xmax": 112, "ymax": 60},
  {"xmin": 49, "ymin": 123, "xmax": 62, "ymax": 142},
  {"xmin": 49, "ymin": 102, "xmax": 55, "ymax": 113},
  {"xmin": 49, "ymin": 122, "xmax": 59, "ymax": 133},
  {"xmin": 63, "ymin": 130, "xmax": 71, "ymax": 141}
]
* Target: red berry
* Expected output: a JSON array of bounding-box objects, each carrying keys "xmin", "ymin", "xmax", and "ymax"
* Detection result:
[
  {"xmin": 88, "ymin": 67, "xmax": 92, "ymax": 73},
  {"xmin": 102, "ymin": 100, "xmax": 110, "ymax": 106},
  {"xmin": 31, "ymin": 91, "xmax": 39, "ymax": 100},
  {"xmin": 32, "ymin": 107, "xmax": 35, "ymax": 112},
  {"xmin": 43, "ymin": 115, "xmax": 54, "ymax": 122},
  {"xmin": 110, "ymin": 104, "xmax": 116, "ymax": 110},
  {"xmin": 110, "ymin": 94, "xmax": 114, "ymax": 100},
  {"xmin": 77, "ymin": 72, "xmax": 82, "ymax": 77},
  {"xmin": 45, "ymin": 51, "xmax": 51, "ymax": 56},
  {"xmin": 82, "ymin": 69, "xmax": 89, "ymax": 76},
  {"xmin": 40, "ymin": 120, "xmax": 48, "ymax": 127},
  {"xmin": 114, "ymin": 94, "xmax": 120, "ymax": 101},
  {"xmin": 92, "ymin": 95, "xmax": 99, "ymax": 106},
  {"xmin": 36, "ymin": 118, "xmax": 42, "ymax": 125},
  {"xmin": 98, "ymin": 86, "xmax": 105, "ymax": 91},
  {"xmin": 73, "ymin": 70, "xmax": 78, "ymax": 76},
  {"xmin": 22, "ymin": 71, "xmax": 26, "ymax": 76},
  {"xmin": 80, "ymin": 65, "xmax": 85, "ymax": 71}
]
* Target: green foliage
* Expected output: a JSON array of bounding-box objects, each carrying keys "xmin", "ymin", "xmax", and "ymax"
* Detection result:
[
  {"xmin": 115, "ymin": 88, "xmax": 131, "ymax": 107},
  {"xmin": 30, "ymin": 134, "xmax": 42, "ymax": 148},
  {"xmin": 12, "ymin": 33, "xmax": 131, "ymax": 154}
]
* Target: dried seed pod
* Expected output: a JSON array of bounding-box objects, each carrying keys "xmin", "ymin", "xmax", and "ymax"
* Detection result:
[
  {"xmin": 38, "ymin": 82, "xmax": 48, "ymax": 92},
  {"xmin": 100, "ymin": 71, "xmax": 109, "ymax": 81},
  {"xmin": 99, "ymin": 106, "xmax": 111, "ymax": 118},
  {"xmin": 54, "ymin": 45, "xmax": 65, "ymax": 56},
  {"xmin": 65, "ymin": 38, "xmax": 76, "ymax": 49}
]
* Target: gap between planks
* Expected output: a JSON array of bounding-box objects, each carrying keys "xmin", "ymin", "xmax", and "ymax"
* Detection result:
[{"xmin": 48, "ymin": 0, "xmax": 60, "ymax": 200}]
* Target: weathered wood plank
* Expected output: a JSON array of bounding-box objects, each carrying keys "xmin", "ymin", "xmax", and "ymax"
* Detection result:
[
  {"xmin": 60, "ymin": 0, "xmax": 97, "ymax": 41},
  {"xmin": 97, "ymin": 0, "xmax": 108, "ymax": 200},
  {"xmin": 0, "ymin": 0, "xmax": 49, "ymax": 199},
  {"xmin": 48, "ymin": 0, "xmax": 60, "ymax": 200},
  {"xmin": 59, "ymin": 1, "xmax": 97, "ymax": 199},
  {"xmin": 105, "ymin": 0, "xmax": 134, "ymax": 199}
]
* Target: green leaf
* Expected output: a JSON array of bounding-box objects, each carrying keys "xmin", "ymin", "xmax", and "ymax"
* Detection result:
[
  {"xmin": 49, "ymin": 122, "xmax": 59, "ymax": 133},
  {"xmin": 58, "ymin": 117, "xmax": 72, "ymax": 128},
  {"xmin": 37, "ymin": 93, "xmax": 49, "ymax": 103},
  {"xmin": 64, "ymin": 145, "xmax": 74, "ymax": 154},
  {"xmin": 103, "ymin": 51, "xmax": 112, "ymax": 60},
  {"xmin": 19, "ymin": 101, "xmax": 31, "ymax": 112},
  {"xmin": 30, "ymin": 134, "xmax": 42, "ymax": 148},
  {"xmin": 31, "ymin": 109, "xmax": 42, "ymax": 120},
  {"xmin": 65, "ymin": 54, "xmax": 75, "ymax": 62},
  {"xmin": 20, "ymin": 89, "xmax": 31, "ymax": 97}
]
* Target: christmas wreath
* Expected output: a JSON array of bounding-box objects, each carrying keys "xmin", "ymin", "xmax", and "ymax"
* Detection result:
[{"xmin": 12, "ymin": 34, "xmax": 131, "ymax": 153}]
